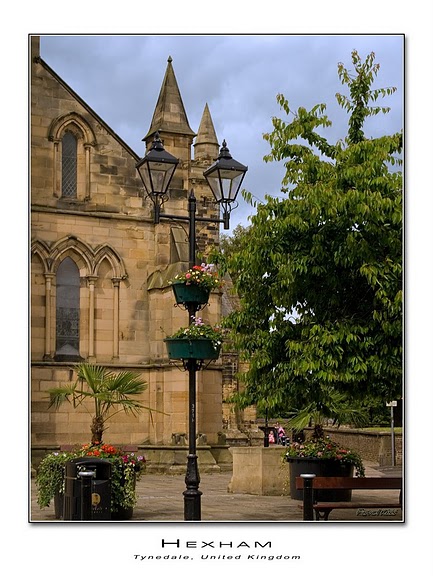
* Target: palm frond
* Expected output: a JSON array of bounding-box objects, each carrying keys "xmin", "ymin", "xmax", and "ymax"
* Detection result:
[
  {"xmin": 106, "ymin": 370, "xmax": 147, "ymax": 395},
  {"xmin": 75, "ymin": 363, "xmax": 107, "ymax": 393},
  {"xmin": 47, "ymin": 385, "xmax": 75, "ymax": 409}
]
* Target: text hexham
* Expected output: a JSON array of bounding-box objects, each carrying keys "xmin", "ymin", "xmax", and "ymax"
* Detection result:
[{"xmin": 162, "ymin": 539, "xmax": 271, "ymax": 549}]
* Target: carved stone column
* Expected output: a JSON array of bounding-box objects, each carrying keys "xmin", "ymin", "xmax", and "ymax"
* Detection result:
[
  {"xmin": 52, "ymin": 140, "xmax": 60, "ymax": 197},
  {"xmin": 112, "ymin": 277, "xmax": 120, "ymax": 359},
  {"xmin": 87, "ymin": 276, "xmax": 97, "ymax": 359},
  {"xmin": 84, "ymin": 143, "xmax": 91, "ymax": 200},
  {"xmin": 43, "ymin": 273, "xmax": 55, "ymax": 359}
]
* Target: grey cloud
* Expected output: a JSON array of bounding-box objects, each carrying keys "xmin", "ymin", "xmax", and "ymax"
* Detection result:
[{"xmin": 40, "ymin": 34, "xmax": 403, "ymax": 231}]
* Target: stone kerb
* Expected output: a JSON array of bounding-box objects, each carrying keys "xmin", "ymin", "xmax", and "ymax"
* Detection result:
[
  {"xmin": 228, "ymin": 446, "xmax": 287, "ymax": 496},
  {"xmin": 143, "ymin": 445, "xmax": 221, "ymax": 474}
]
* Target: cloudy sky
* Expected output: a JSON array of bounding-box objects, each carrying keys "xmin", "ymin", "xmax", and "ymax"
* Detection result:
[{"xmin": 39, "ymin": 34, "xmax": 403, "ymax": 231}]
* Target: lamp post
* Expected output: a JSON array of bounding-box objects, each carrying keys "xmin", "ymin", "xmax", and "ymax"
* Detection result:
[{"xmin": 137, "ymin": 132, "xmax": 247, "ymax": 520}]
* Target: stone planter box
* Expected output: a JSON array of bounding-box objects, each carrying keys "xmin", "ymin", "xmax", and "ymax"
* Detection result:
[{"xmin": 228, "ymin": 446, "xmax": 287, "ymax": 496}]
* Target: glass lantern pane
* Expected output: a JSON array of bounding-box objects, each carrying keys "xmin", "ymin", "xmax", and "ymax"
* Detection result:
[
  {"xmin": 151, "ymin": 163, "xmax": 176, "ymax": 195},
  {"xmin": 161, "ymin": 164, "xmax": 176, "ymax": 193},
  {"xmin": 152, "ymin": 168, "xmax": 166, "ymax": 194},
  {"xmin": 139, "ymin": 164, "xmax": 152, "ymax": 195},
  {"xmin": 218, "ymin": 168, "xmax": 243, "ymax": 180},
  {"xmin": 226, "ymin": 173, "xmax": 244, "ymax": 201},
  {"xmin": 206, "ymin": 176, "xmax": 223, "ymax": 202},
  {"xmin": 219, "ymin": 172, "xmax": 243, "ymax": 201},
  {"xmin": 221, "ymin": 178, "xmax": 232, "ymax": 200}
]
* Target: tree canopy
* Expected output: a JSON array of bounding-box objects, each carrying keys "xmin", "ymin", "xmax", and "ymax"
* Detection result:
[{"xmin": 219, "ymin": 50, "xmax": 402, "ymax": 415}]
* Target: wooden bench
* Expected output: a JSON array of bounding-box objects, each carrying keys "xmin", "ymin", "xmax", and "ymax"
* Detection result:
[{"xmin": 295, "ymin": 474, "xmax": 403, "ymax": 521}]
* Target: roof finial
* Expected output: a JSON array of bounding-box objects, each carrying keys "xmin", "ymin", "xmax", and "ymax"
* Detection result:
[{"xmin": 168, "ymin": 55, "xmax": 172, "ymax": 63}]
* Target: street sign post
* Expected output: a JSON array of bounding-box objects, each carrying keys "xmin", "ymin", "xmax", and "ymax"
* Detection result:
[{"xmin": 386, "ymin": 401, "xmax": 397, "ymax": 466}]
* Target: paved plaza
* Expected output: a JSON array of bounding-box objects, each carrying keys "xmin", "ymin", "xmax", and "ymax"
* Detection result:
[{"xmin": 30, "ymin": 461, "xmax": 403, "ymax": 523}]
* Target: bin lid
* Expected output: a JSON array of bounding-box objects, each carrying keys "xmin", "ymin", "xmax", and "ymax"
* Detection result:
[{"xmin": 65, "ymin": 456, "xmax": 112, "ymax": 477}]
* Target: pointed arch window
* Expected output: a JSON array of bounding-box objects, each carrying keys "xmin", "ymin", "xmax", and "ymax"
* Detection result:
[
  {"xmin": 49, "ymin": 114, "xmax": 96, "ymax": 200},
  {"xmin": 55, "ymin": 257, "xmax": 81, "ymax": 360},
  {"xmin": 62, "ymin": 132, "xmax": 78, "ymax": 198}
]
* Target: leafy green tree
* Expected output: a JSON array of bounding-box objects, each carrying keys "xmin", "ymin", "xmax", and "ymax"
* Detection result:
[
  {"xmin": 220, "ymin": 224, "xmax": 249, "ymax": 253},
  {"xmin": 48, "ymin": 363, "xmax": 149, "ymax": 444},
  {"xmin": 218, "ymin": 224, "xmax": 250, "ymax": 282},
  {"xmin": 222, "ymin": 50, "xmax": 402, "ymax": 416}
]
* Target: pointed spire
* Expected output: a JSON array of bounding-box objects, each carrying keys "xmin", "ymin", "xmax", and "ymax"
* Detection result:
[
  {"xmin": 144, "ymin": 56, "xmax": 196, "ymax": 141},
  {"xmin": 194, "ymin": 103, "xmax": 219, "ymax": 160}
]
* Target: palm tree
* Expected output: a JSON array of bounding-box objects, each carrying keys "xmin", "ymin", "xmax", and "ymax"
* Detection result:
[
  {"xmin": 286, "ymin": 384, "xmax": 368, "ymax": 440},
  {"xmin": 48, "ymin": 363, "xmax": 149, "ymax": 444}
]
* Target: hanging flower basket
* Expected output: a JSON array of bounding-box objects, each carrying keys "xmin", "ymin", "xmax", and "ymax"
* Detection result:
[
  {"xmin": 165, "ymin": 337, "xmax": 221, "ymax": 360},
  {"xmin": 165, "ymin": 317, "xmax": 223, "ymax": 360},
  {"xmin": 171, "ymin": 282, "xmax": 210, "ymax": 306},
  {"xmin": 169, "ymin": 264, "xmax": 222, "ymax": 307}
]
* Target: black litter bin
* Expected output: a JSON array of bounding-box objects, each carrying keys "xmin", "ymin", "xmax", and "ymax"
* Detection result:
[{"xmin": 63, "ymin": 457, "xmax": 112, "ymax": 520}]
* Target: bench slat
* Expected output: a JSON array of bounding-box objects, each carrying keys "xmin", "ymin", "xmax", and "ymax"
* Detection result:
[
  {"xmin": 314, "ymin": 502, "xmax": 401, "ymax": 510},
  {"xmin": 295, "ymin": 476, "xmax": 402, "ymax": 490}
]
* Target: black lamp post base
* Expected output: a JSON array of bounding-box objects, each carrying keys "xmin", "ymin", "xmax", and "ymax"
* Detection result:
[
  {"xmin": 184, "ymin": 452, "xmax": 202, "ymax": 520},
  {"xmin": 183, "ymin": 453, "xmax": 202, "ymax": 520},
  {"xmin": 183, "ymin": 488, "xmax": 202, "ymax": 521}
]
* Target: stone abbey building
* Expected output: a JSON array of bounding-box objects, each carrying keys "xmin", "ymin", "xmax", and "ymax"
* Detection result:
[{"xmin": 30, "ymin": 36, "xmax": 252, "ymax": 468}]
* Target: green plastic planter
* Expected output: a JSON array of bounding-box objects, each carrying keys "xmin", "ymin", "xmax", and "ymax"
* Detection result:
[
  {"xmin": 171, "ymin": 282, "xmax": 210, "ymax": 306},
  {"xmin": 165, "ymin": 337, "xmax": 221, "ymax": 360}
]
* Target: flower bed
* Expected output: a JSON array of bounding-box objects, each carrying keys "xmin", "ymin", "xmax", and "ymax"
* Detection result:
[
  {"xmin": 76, "ymin": 443, "xmax": 145, "ymax": 514},
  {"xmin": 285, "ymin": 436, "xmax": 365, "ymax": 502},
  {"xmin": 36, "ymin": 443, "xmax": 145, "ymax": 518},
  {"xmin": 285, "ymin": 436, "xmax": 365, "ymax": 477}
]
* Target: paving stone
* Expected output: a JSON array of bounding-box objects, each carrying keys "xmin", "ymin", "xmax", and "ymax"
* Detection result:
[{"xmin": 30, "ymin": 462, "xmax": 403, "ymax": 522}]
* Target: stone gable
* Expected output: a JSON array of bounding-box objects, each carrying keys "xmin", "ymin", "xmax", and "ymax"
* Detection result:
[{"xmin": 30, "ymin": 36, "xmax": 250, "ymax": 453}]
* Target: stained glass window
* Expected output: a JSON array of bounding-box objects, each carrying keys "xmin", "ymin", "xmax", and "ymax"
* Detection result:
[
  {"xmin": 55, "ymin": 257, "xmax": 80, "ymax": 359},
  {"xmin": 62, "ymin": 132, "xmax": 77, "ymax": 198}
]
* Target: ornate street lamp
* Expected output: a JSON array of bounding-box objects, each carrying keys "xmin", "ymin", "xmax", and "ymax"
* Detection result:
[
  {"xmin": 137, "ymin": 134, "xmax": 248, "ymax": 230},
  {"xmin": 203, "ymin": 140, "xmax": 248, "ymax": 229},
  {"xmin": 136, "ymin": 135, "xmax": 247, "ymax": 521},
  {"xmin": 136, "ymin": 132, "xmax": 179, "ymax": 223}
]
